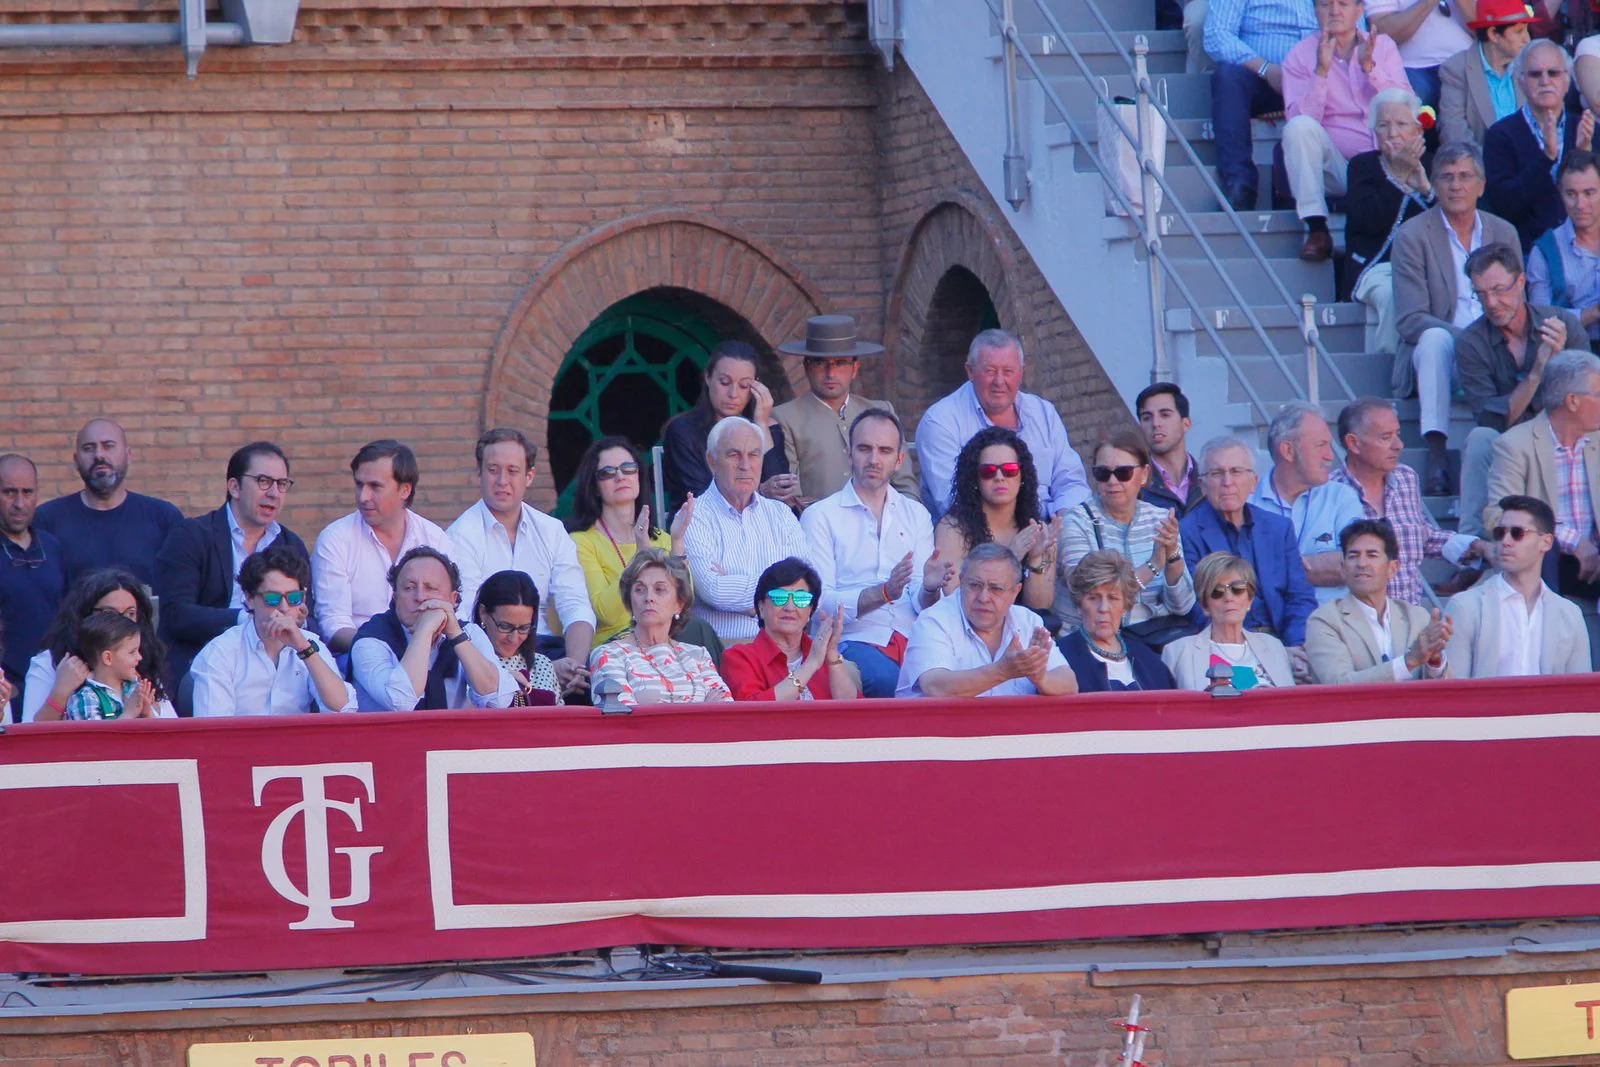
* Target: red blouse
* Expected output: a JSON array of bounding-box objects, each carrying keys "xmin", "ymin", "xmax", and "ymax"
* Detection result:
[{"xmin": 719, "ymin": 629, "xmax": 834, "ymax": 701}]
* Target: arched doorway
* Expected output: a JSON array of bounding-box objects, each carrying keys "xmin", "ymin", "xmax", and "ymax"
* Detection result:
[
  {"xmin": 545, "ymin": 287, "xmax": 789, "ymax": 515},
  {"xmin": 920, "ymin": 266, "xmax": 1001, "ymax": 397}
]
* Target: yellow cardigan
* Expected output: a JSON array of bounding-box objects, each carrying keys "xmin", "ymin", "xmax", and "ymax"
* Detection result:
[{"xmin": 570, "ymin": 526, "xmax": 674, "ymax": 644}]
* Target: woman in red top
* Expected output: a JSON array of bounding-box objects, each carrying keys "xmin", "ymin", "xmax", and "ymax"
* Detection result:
[{"xmin": 720, "ymin": 558, "xmax": 860, "ymax": 701}]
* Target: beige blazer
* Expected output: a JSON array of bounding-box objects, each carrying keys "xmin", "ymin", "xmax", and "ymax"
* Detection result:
[
  {"xmin": 1305, "ymin": 595, "xmax": 1448, "ymax": 683},
  {"xmin": 1161, "ymin": 626, "xmax": 1296, "ymax": 691},
  {"xmin": 1483, "ymin": 413, "xmax": 1600, "ymax": 534},
  {"xmin": 772, "ymin": 391, "xmax": 918, "ymax": 501},
  {"xmin": 1443, "ymin": 576, "xmax": 1591, "ymax": 677},
  {"xmin": 1390, "ymin": 206, "xmax": 1522, "ymax": 396},
  {"xmin": 1438, "ymin": 44, "xmax": 1522, "ymax": 148}
]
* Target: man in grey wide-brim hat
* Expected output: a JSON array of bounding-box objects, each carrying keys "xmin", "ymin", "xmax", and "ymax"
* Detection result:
[{"xmin": 771, "ymin": 315, "xmax": 919, "ymax": 503}]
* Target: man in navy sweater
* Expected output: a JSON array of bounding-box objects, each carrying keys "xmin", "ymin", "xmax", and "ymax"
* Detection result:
[
  {"xmin": 35, "ymin": 418, "xmax": 183, "ymax": 589},
  {"xmin": 0, "ymin": 454, "xmax": 66, "ymax": 721}
]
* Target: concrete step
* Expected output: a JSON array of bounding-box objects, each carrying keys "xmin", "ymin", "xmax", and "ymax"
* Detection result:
[
  {"xmin": 1160, "ymin": 253, "xmax": 1337, "ymax": 306},
  {"xmin": 1008, "ymin": 0, "xmax": 1153, "ymax": 35},
  {"xmin": 994, "ymin": 30, "xmax": 1188, "ymax": 76},
  {"xmin": 1107, "ymin": 209, "xmax": 1347, "ymax": 261},
  {"xmin": 1044, "ymin": 72, "xmax": 1218, "ymax": 122}
]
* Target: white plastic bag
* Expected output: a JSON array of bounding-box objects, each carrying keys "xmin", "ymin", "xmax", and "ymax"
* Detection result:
[{"xmin": 1098, "ymin": 79, "xmax": 1167, "ymax": 217}]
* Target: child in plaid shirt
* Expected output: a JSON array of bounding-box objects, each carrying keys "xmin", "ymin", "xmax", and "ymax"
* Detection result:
[{"xmin": 62, "ymin": 612, "xmax": 158, "ymax": 721}]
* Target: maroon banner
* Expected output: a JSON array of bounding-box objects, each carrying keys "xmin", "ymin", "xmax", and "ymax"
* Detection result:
[{"xmin": 3, "ymin": 679, "xmax": 1599, "ymax": 976}]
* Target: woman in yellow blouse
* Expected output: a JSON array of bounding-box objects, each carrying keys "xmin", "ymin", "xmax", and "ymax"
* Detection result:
[{"xmin": 567, "ymin": 437, "xmax": 721, "ymax": 657}]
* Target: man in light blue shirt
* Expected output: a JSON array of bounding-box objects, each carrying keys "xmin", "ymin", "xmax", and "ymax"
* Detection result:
[
  {"xmin": 1527, "ymin": 151, "xmax": 1600, "ymax": 343},
  {"xmin": 916, "ymin": 328, "xmax": 1090, "ymax": 521},
  {"xmin": 1250, "ymin": 401, "xmax": 1367, "ymax": 602}
]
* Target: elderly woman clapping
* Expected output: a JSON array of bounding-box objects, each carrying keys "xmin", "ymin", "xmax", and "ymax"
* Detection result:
[
  {"xmin": 1057, "ymin": 550, "xmax": 1176, "ymax": 692},
  {"xmin": 1162, "ymin": 552, "xmax": 1295, "ymax": 691},
  {"xmin": 1345, "ymin": 87, "xmax": 1434, "ymax": 354}
]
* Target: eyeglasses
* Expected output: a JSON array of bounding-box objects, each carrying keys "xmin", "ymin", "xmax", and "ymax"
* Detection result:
[
  {"xmin": 1524, "ymin": 67, "xmax": 1566, "ymax": 81},
  {"xmin": 1, "ymin": 539, "xmax": 45, "ymax": 569},
  {"xmin": 246, "ymin": 474, "xmax": 295, "ymax": 493},
  {"xmin": 962, "ymin": 579, "xmax": 1017, "ymax": 597},
  {"xmin": 978, "ymin": 462, "xmax": 1022, "ymax": 480},
  {"xmin": 1492, "ymin": 524, "xmax": 1536, "ymax": 542},
  {"xmin": 489, "ymin": 618, "xmax": 535, "ymax": 636},
  {"xmin": 596, "ymin": 462, "xmax": 640, "ymax": 481},
  {"xmin": 1203, "ymin": 467, "xmax": 1253, "ymax": 482},
  {"xmin": 765, "ymin": 589, "xmax": 815, "ymax": 608},
  {"xmin": 1471, "ymin": 280, "xmax": 1520, "ymax": 304},
  {"xmin": 260, "ymin": 590, "xmax": 306, "ymax": 608},
  {"xmin": 1208, "ymin": 580, "xmax": 1254, "ymax": 601},
  {"xmin": 1093, "ymin": 465, "xmax": 1139, "ymax": 483}
]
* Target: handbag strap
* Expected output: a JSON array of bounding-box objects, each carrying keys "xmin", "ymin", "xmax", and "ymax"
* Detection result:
[{"xmin": 1081, "ymin": 502, "xmax": 1104, "ymax": 551}]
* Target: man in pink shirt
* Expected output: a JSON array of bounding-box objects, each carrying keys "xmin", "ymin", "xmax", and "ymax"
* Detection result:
[{"xmin": 1282, "ymin": 0, "xmax": 1410, "ymax": 261}]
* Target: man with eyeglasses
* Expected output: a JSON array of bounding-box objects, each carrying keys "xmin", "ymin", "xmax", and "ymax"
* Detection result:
[
  {"xmin": 1392, "ymin": 143, "xmax": 1521, "ymax": 496},
  {"xmin": 1250, "ymin": 401, "xmax": 1366, "ymax": 603},
  {"xmin": 1179, "ymin": 435, "xmax": 1318, "ymax": 666},
  {"xmin": 35, "ymin": 417, "xmax": 183, "ymax": 587},
  {"xmin": 1485, "ymin": 38, "xmax": 1592, "ymax": 254},
  {"xmin": 1454, "ymin": 242, "xmax": 1586, "ymax": 534},
  {"xmin": 0, "ymin": 454, "xmax": 65, "ymax": 721},
  {"xmin": 446, "ymin": 427, "xmax": 595, "ymax": 698},
  {"xmin": 1443, "ymin": 494, "xmax": 1591, "ymax": 675},
  {"xmin": 154, "ymin": 441, "xmax": 310, "ymax": 702},
  {"xmin": 188, "ymin": 543, "xmax": 355, "ymax": 716},
  {"xmin": 897, "ymin": 542, "xmax": 1076, "ymax": 698}
]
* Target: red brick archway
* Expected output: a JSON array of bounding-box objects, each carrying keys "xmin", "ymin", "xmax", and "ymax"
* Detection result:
[
  {"xmin": 485, "ymin": 211, "xmax": 827, "ymax": 506},
  {"xmin": 883, "ymin": 195, "xmax": 1026, "ymax": 428}
]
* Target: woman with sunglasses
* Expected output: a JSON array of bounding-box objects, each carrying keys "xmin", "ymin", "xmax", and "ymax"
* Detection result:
[
  {"xmin": 1057, "ymin": 550, "xmax": 1176, "ymax": 692},
  {"xmin": 189, "ymin": 543, "xmax": 356, "ymax": 716},
  {"xmin": 720, "ymin": 557, "xmax": 860, "ymax": 701},
  {"xmin": 25, "ymin": 568, "xmax": 173, "ymax": 721},
  {"xmin": 1162, "ymin": 552, "xmax": 1295, "ymax": 691},
  {"xmin": 589, "ymin": 548, "xmax": 732, "ymax": 706},
  {"xmin": 934, "ymin": 427, "xmax": 1059, "ymax": 612},
  {"xmin": 1055, "ymin": 428, "xmax": 1195, "ymax": 642},
  {"xmin": 471, "ymin": 570, "xmax": 562, "ymax": 706}
]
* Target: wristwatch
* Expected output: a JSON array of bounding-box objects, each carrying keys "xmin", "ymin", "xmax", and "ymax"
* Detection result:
[
  {"xmin": 443, "ymin": 631, "xmax": 471, "ymax": 650},
  {"xmin": 296, "ymin": 640, "xmax": 320, "ymax": 661}
]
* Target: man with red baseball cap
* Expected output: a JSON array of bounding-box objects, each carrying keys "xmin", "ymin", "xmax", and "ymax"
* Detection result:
[{"xmin": 1439, "ymin": 0, "xmax": 1537, "ymax": 145}]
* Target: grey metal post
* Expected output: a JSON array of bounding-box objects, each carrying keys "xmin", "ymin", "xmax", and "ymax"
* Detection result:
[
  {"xmin": 1001, "ymin": 0, "xmax": 1029, "ymax": 210},
  {"xmin": 180, "ymin": 0, "xmax": 206, "ymax": 78},
  {"xmin": 1134, "ymin": 36, "xmax": 1169, "ymax": 383},
  {"xmin": 1300, "ymin": 294, "xmax": 1320, "ymax": 405}
]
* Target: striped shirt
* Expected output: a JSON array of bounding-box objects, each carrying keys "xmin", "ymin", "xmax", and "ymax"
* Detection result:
[
  {"xmin": 1552, "ymin": 432, "xmax": 1595, "ymax": 554},
  {"xmin": 1054, "ymin": 499, "xmax": 1196, "ymax": 625},
  {"xmin": 1329, "ymin": 463, "xmax": 1453, "ymax": 604},
  {"xmin": 588, "ymin": 637, "xmax": 732, "ymax": 706},
  {"xmin": 1204, "ymin": 0, "xmax": 1317, "ymax": 67},
  {"xmin": 682, "ymin": 482, "xmax": 814, "ymax": 642}
]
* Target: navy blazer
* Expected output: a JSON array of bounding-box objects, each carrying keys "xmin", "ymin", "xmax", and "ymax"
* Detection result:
[
  {"xmin": 1057, "ymin": 629, "xmax": 1175, "ymax": 692},
  {"xmin": 1179, "ymin": 500, "xmax": 1317, "ymax": 647},
  {"xmin": 154, "ymin": 505, "xmax": 310, "ymax": 686},
  {"xmin": 1484, "ymin": 105, "xmax": 1582, "ymax": 254}
]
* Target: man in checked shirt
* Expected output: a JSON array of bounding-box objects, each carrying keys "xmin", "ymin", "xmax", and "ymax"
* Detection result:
[{"xmin": 1331, "ymin": 397, "xmax": 1492, "ymax": 604}]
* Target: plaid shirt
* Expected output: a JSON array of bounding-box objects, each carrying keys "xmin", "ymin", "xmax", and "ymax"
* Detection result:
[
  {"xmin": 1329, "ymin": 463, "xmax": 1451, "ymax": 604},
  {"xmin": 1551, "ymin": 434, "xmax": 1595, "ymax": 554}
]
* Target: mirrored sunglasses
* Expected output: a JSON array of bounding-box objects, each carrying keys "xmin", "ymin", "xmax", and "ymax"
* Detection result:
[
  {"xmin": 765, "ymin": 589, "xmax": 816, "ymax": 608},
  {"xmin": 260, "ymin": 591, "xmax": 306, "ymax": 608},
  {"xmin": 978, "ymin": 462, "xmax": 1022, "ymax": 480}
]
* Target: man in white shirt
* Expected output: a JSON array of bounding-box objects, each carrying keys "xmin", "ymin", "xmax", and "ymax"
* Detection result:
[
  {"xmin": 350, "ymin": 546, "xmax": 514, "ymax": 711},
  {"xmin": 915, "ymin": 328, "xmax": 1090, "ymax": 520},
  {"xmin": 801, "ymin": 410, "xmax": 950, "ymax": 697},
  {"xmin": 897, "ymin": 542, "xmax": 1077, "ymax": 698},
  {"xmin": 314, "ymin": 440, "xmax": 455, "ymax": 653},
  {"xmin": 682, "ymin": 416, "xmax": 814, "ymax": 643},
  {"xmin": 1305, "ymin": 518, "xmax": 1452, "ymax": 682},
  {"xmin": 190, "ymin": 543, "xmax": 356, "ymax": 716},
  {"xmin": 446, "ymin": 428, "xmax": 595, "ymax": 697},
  {"xmin": 1444, "ymin": 494, "xmax": 1591, "ymax": 676}
]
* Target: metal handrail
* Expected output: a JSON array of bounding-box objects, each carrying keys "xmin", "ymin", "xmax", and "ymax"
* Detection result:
[{"xmin": 1044, "ymin": 0, "xmax": 1360, "ymax": 404}]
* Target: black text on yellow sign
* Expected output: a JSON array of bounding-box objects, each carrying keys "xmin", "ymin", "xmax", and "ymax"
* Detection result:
[{"xmin": 186, "ymin": 1032, "xmax": 535, "ymax": 1067}]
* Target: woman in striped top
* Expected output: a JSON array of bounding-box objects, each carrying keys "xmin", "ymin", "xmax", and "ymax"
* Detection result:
[{"xmin": 588, "ymin": 548, "xmax": 732, "ymax": 706}]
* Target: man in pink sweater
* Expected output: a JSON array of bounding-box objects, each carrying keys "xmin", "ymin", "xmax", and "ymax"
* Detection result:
[{"xmin": 1282, "ymin": 0, "xmax": 1410, "ymax": 260}]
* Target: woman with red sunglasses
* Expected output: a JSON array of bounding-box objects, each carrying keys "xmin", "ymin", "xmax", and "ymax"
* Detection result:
[{"xmin": 933, "ymin": 427, "xmax": 1059, "ymax": 613}]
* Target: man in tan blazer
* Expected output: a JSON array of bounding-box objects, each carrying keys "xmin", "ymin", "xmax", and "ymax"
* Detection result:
[
  {"xmin": 1437, "ymin": 0, "xmax": 1533, "ymax": 147},
  {"xmin": 772, "ymin": 315, "xmax": 917, "ymax": 504},
  {"xmin": 1484, "ymin": 351, "xmax": 1600, "ymax": 612},
  {"xmin": 1306, "ymin": 518, "xmax": 1452, "ymax": 683}
]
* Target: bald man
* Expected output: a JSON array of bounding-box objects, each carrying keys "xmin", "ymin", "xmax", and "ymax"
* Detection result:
[
  {"xmin": 0, "ymin": 454, "xmax": 65, "ymax": 720},
  {"xmin": 35, "ymin": 418, "xmax": 183, "ymax": 587}
]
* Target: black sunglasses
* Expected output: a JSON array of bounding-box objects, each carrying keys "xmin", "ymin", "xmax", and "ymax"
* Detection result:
[
  {"xmin": 0, "ymin": 539, "xmax": 44, "ymax": 569},
  {"xmin": 1208, "ymin": 580, "xmax": 1254, "ymax": 601},
  {"xmin": 1492, "ymin": 525, "xmax": 1536, "ymax": 542},
  {"xmin": 1093, "ymin": 465, "xmax": 1139, "ymax": 483},
  {"xmin": 596, "ymin": 462, "xmax": 640, "ymax": 481}
]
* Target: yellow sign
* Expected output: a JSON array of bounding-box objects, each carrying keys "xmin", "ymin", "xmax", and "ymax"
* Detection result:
[
  {"xmin": 1507, "ymin": 981, "xmax": 1600, "ymax": 1060},
  {"xmin": 187, "ymin": 1032, "xmax": 535, "ymax": 1067}
]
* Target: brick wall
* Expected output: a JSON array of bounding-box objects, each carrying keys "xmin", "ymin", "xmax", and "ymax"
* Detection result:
[{"xmin": 7, "ymin": 960, "xmax": 1600, "ymax": 1065}]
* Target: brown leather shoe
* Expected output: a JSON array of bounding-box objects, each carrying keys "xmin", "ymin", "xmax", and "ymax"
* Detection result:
[{"xmin": 1299, "ymin": 229, "xmax": 1333, "ymax": 262}]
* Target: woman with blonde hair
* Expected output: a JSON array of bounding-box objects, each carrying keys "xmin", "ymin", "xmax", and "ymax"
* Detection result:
[{"xmin": 1162, "ymin": 552, "xmax": 1295, "ymax": 691}]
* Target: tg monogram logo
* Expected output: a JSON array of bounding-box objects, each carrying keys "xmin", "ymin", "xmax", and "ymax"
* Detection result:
[{"xmin": 253, "ymin": 763, "xmax": 384, "ymax": 930}]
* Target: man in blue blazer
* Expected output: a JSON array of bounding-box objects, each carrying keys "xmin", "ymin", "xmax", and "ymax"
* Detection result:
[
  {"xmin": 1180, "ymin": 435, "xmax": 1319, "ymax": 656},
  {"xmin": 155, "ymin": 442, "xmax": 310, "ymax": 703},
  {"xmin": 1483, "ymin": 38, "xmax": 1590, "ymax": 253}
]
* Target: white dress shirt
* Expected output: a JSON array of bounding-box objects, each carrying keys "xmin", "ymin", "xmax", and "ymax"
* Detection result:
[
  {"xmin": 446, "ymin": 499, "xmax": 596, "ymax": 638},
  {"xmin": 1353, "ymin": 596, "xmax": 1446, "ymax": 681},
  {"xmin": 682, "ymin": 482, "xmax": 814, "ymax": 642},
  {"xmin": 312, "ymin": 510, "xmax": 456, "ymax": 638},
  {"xmin": 190, "ymin": 621, "xmax": 356, "ymax": 716},
  {"xmin": 20, "ymin": 649, "xmax": 177, "ymax": 722},
  {"xmin": 351, "ymin": 621, "xmax": 515, "ymax": 711},
  {"xmin": 1490, "ymin": 573, "xmax": 1547, "ymax": 677},
  {"xmin": 226, "ymin": 503, "xmax": 282, "ymax": 610},
  {"xmin": 1447, "ymin": 212, "xmax": 1485, "ymax": 330},
  {"xmin": 800, "ymin": 481, "xmax": 935, "ymax": 647},
  {"xmin": 896, "ymin": 592, "xmax": 1066, "ymax": 698}
]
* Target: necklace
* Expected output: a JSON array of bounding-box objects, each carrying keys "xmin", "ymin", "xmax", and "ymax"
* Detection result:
[
  {"xmin": 1090, "ymin": 635, "xmax": 1129, "ymax": 662},
  {"xmin": 597, "ymin": 517, "xmax": 627, "ymax": 565}
]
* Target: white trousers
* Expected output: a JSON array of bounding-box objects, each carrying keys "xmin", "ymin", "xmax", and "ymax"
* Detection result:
[
  {"xmin": 1183, "ymin": 0, "xmax": 1213, "ymax": 74},
  {"xmin": 1411, "ymin": 326, "xmax": 1456, "ymax": 438},
  {"xmin": 1352, "ymin": 261, "xmax": 1397, "ymax": 355},
  {"xmin": 1281, "ymin": 115, "xmax": 1349, "ymax": 220}
]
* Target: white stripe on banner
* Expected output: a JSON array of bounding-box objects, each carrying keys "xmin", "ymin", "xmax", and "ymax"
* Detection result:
[{"xmin": 425, "ymin": 713, "xmax": 1600, "ymax": 930}]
